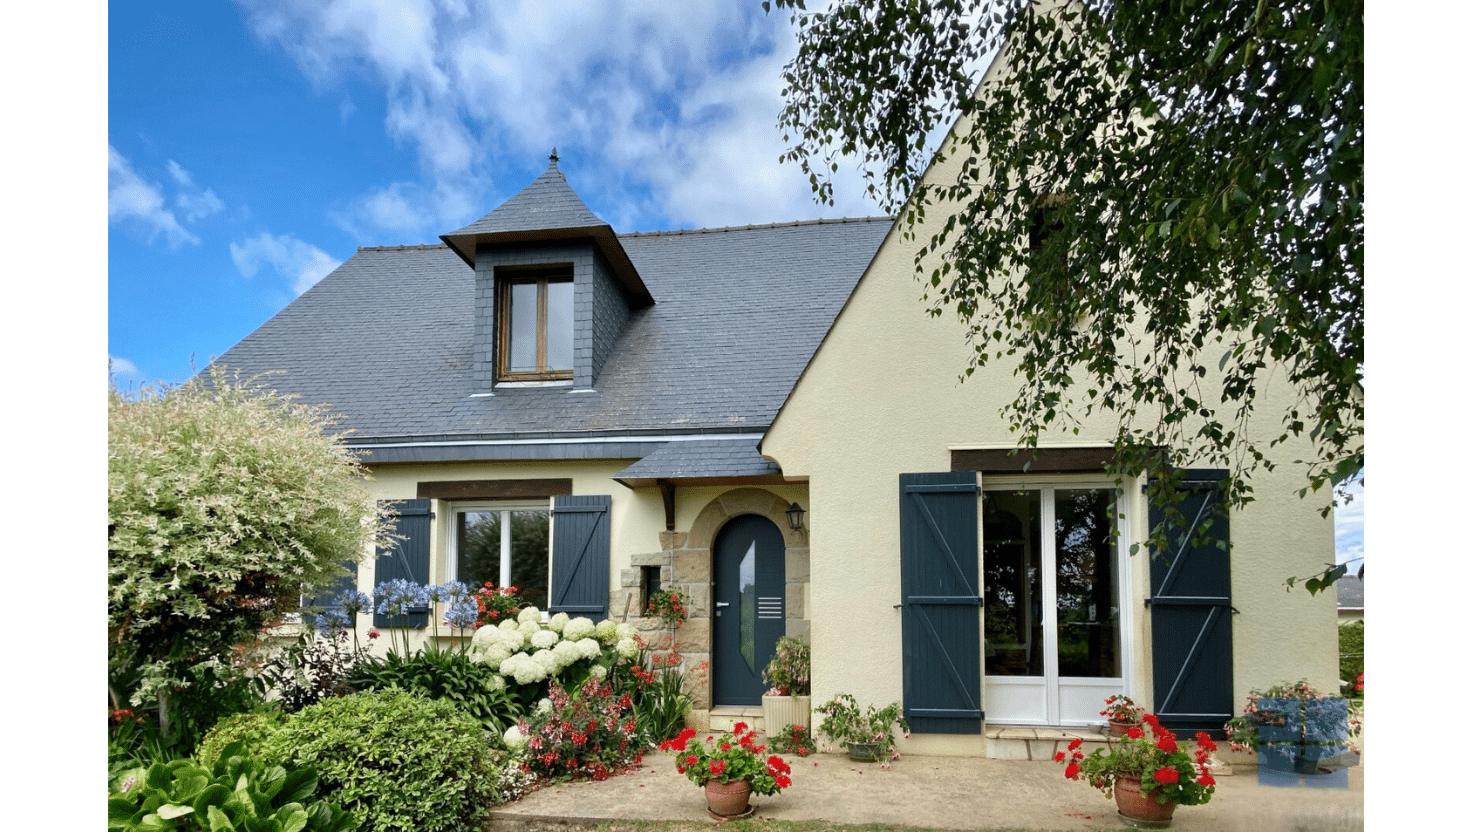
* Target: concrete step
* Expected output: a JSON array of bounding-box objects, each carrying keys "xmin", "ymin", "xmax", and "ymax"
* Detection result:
[{"xmin": 708, "ymin": 706, "xmax": 765, "ymax": 735}]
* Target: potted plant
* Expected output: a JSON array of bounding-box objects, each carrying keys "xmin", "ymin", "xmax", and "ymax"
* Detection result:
[
  {"xmin": 761, "ymin": 636, "xmax": 811, "ymax": 735},
  {"xmin": 813, "ymin": 693, "xmax": 909, "ymax": 763},
  {"xmin": 1057, "ymin": 713, "xmax": 1218, "ymax": 827},
  {"xmin": 646, "ymin": 589, "xmax": 688, "ymax": 628},
  {"xmin": 1100, "ymin": 694, "xmax": 1144, "ymax": 736},
  {"xmin": 658, "ymin": 723, "xmax": 793, "ymax": 818},
  {"xmin": 1223, "ymin": 679, "xmax": 1353, "ymax": 775}
]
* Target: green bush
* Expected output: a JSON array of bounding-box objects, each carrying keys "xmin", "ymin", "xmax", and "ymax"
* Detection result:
[
  {"xmin": 107, "ymin": 742, "xmax": 355, "ymax": 832},
  {"xmin": 261, "ymin": 689, "xmax": 499, "ymax": 832},
  {"xmin": 349, "ymin": 646, "xmax": 527, "ymax": 737},
  {"xmin": 1339, "ymin": 620, "xmax": 1364, "ymax": 697},
  {"xmin": 195, "ymin": 710, "xmax": 288, "ymax": 769}
]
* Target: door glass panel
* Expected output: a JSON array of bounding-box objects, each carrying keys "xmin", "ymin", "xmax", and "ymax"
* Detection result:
[
  {"xmin": 508, "ymin": 282, "xmax": 538, "ymax": 372},
  {"xmin": 1054, "ymin": 489, "xmax": 1120, "ymax": 677},
  {"xmin": 739, "ymin": 541, "xmax": 756, "ymax": 673},
  {"xmin": 983, "ymin": 490, "xmax": 1042, "ymax": 676},
  {"xmin": 545, "ymin": 280, "xmax": 573, "ymax": 371}
]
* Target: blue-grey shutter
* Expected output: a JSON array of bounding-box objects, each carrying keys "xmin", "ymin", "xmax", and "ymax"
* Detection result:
[
  {"xmin": 549, "ymin": 495, "xmax": 610, "ymax": 618},
  {"xmin": 374, "ymin": 499, "xmax": 433, "ymax": 628},
  {"xmin": 302, "ymin": 561, "xmax": 358, "ymax": 628},
  {"xmin": 1148, "ymin": 470, "xmax": 1233, "ymax": 737},
  {"xmin": 900, "ymin": 472, "xmax": 983, "ymax": 734}
]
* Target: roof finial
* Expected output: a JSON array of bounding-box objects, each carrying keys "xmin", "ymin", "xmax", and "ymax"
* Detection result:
[{"xmin": 549, "ymin": 147, "xmax": 559, "ymax": 166}]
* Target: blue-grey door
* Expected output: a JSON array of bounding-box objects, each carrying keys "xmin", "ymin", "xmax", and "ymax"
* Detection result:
[{"xmin": 712, "ymin": 515, "xmax": 786, "ymax": 706}]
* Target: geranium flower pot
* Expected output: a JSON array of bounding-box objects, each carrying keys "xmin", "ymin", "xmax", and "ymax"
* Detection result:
[
  {"xmin": 705, "ymin": 779, "xmax": 753, "ymax": 818},
  {"xmin": 1108, "ymin": 718, "xmax": 1140, "ymax": 736},
  {"xmin": 1113, "ymin": 775, "xmax": 1177, "ymax": 828}
]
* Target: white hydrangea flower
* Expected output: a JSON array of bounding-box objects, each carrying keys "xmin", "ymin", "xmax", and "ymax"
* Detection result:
[
  {"xmin": 547, "ymin": 612, "xmax": 570, "ymax": 633},
  {"xmin": 552, "ymin": 640, "xmax": 581, "ymax": 669},
  {"xmin": 471, "ymin": 625, "xmax": 500, "ymax": 649},
  {"xmin": 594, "ymin": 619, "xmax": 619, "ymax": 644},
  {"xmin": 575, "ymin": 637, "xmax": 602, "ymax": 659},
  {"xmin": 532, "ymin": 649, "xmax": 558, "ymax": 673},
  {"xmin": 494, "ymin": 628, "xmax": 525, "ymax": 651},
  {"xmin": 503, "ymin": 652, "xmax": 546, "ymax": 685},
  {"xmin": 503, "ymin": 725, "xmax": 527, "ymax": 749},
  {"xmin": 536, "ymin": 697, "xmax": 553, "ymax": 715},
  {"xmin": 498, "ymin": 619, "xmax": 520, "ymax": 631},
  {"xmin": 518, "ymin": 606, "xmax": 542, "ymax": 624},
  {"xmin": 518, "ymin": 619, "xmax": 543, "ymax": 639},
  {"xmin": 530, "ymin": 628, "xmax": 560, "ymax": 650},
  {"xmin": 484, "ymin": 674, "xmax": 507, "ymax": 692},
  {"xmin": 615, "ymin": 622, "xmax": 638, "ymax": 641},
  {"xmin": 615, "ymin": 637, "xmax": 639, "ymax": 659},
  {"xmin": 563, "ymin": 617, "xmax": 596, "ymax": 642},
  {"xmin": 480, "ymin": 643, "xmax": 512, "ymax": 670},
  {"xmin": 588, "ymin": 664, "xmax": 608, "ymax": 681}
]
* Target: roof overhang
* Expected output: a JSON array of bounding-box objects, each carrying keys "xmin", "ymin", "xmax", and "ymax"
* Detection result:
[{"xmin": 440, "ymin": 225, "xmax": 654, "ymax": 308}]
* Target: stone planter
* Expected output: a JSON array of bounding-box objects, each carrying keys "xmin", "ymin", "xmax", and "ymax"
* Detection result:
[{"xmin": 761, "ymin": 694, "xmax": 811, "ymax": 733}]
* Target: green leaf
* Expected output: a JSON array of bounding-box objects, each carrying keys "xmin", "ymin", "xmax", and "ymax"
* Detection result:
[
  {"xmin": 157, "ymin": 804, "xmax": 195, "ymax": 820},
  {"xmin": 207, "ymin": 805, "xmax": 239, "ymax": 832}
]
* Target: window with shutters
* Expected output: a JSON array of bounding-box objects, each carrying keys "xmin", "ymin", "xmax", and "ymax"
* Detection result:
[
  {"xmin": 497, "ymin": 267, "xmax": 574, "ymax": 382},
  {"xmin": 450, "ymin": 502, "xmax": 551, "ymax": 609}
]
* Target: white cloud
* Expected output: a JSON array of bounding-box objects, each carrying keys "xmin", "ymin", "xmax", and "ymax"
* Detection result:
[
  {"xmin": 166, "ymin": 159, "xmax": 226, "ymax": 222},
  {"xmin": 230, "ymin": 232, "xmax": 343, "ymax": 295},
  {"xmin": 109, "ymin": 355, "xmax": 139, "ymax": 376},
  {"xmin": 109, "ymin": 146, "xmax": 199, "ymax": 249},
  {"xmin": 237, "ymin": 0, "xmax": 882, "ymax": 238}
]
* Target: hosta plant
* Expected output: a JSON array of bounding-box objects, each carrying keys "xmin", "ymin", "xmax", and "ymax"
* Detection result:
[{"xmin": 107, "ymin": 742, "xmax": 355, "ymax": 832}]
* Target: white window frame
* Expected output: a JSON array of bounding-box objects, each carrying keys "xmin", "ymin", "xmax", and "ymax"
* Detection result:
[
  {"xmin": 980, "ymin": 474, "xmax": 1136, "ymax": 726},
  {"xmin": 448, "ymin": 501, "xmax": 551, "ymax": 596}
]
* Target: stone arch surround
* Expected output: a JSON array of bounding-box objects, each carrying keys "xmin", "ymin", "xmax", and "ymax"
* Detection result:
[{"xmin": 662, "ymin": 488, "xmax": 810, "ymax": 726}]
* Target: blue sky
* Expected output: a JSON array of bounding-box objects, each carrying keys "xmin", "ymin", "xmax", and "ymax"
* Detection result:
[{"xmin": 102, "ymin": 0, "xmax": 1363, "ymax": 570}]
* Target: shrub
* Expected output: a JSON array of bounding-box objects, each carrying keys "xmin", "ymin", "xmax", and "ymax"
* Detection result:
[
  {"xmin": 109, "ymin": 368, "xmax": 391, "ymax": 740},
  {"xmin": 520, "ymin": 678, "xmax": 641, "ymax": 782},
  {"xmin": 261, "ymin": 689, "xmax": 499, "ymax": 832},
  {"xmin": 1338, "ymin": 621, "xmax": 1364, "ymax": 698},
  {"xmin": 260, "ymin": 630, "xmax": 371, "ymax": 713},
  {"xmin": 349, "ymin": 646, "xmax": 527, "ymax": 737},
  {"xmin": 195, "ymin": 710, "xmax": 288, "ymax": 769},
  {"xmin": 107, "ymin": 743, "xmax": 355, "ymax": 832},
  {"xmin": 108, "ymin": 658, "xmax": 267, "ymax": 765}
]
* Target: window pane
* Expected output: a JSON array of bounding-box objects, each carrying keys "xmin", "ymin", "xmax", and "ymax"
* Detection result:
[
  {"xmin": 457, "ymin": 511, "xmax": 502, "ymax": 588},
  {"xmin": 1054, "ymin": 489, "xmax": 1120, "ymax": 678},
  {"xmin": 983, "ymin": 490, "xmax": 1043, "ymax": 676},
  {"xmin": 545, "ymin": 280, "xmax": 573, "ymax": 371},
  {"xmin": 508, "ymin": 282, "xmax": 538, "ymax": 373},
  {"xmin": 507, "ymin": 510, "xmax": 550, "ymax": 609}
]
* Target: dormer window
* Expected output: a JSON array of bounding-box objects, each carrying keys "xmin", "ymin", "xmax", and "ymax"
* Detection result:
[{"xmin": 499, "ymin": 267, "xmax": 574, "ymax": 381}]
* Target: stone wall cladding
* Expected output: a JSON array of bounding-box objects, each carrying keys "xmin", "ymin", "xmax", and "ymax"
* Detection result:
[{"xmin": 473, "ymin": 242, "xmax": 613, "ymax": 392}]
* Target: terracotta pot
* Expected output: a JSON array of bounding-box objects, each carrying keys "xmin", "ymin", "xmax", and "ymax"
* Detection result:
[
  {"xmin": 1108, "ymin": 718, "xmax": 1140, "ymax": 736},
  {"xmin": 705, "ymin": 779, "xmax": 753, "ymax": 818},
  {"xmin": 1113, "ymin": 775, "xmax": 1177, "ymax": 827}
]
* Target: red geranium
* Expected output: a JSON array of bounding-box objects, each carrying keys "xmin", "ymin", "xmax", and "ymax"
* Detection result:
[{"xmin": 1154, "ymin": 766, "xmax": 1180, "ymax": 784}]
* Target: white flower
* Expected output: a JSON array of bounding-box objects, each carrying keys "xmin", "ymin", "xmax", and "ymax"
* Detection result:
[
  {"xmin": 518, "ymin": 606, "xmax": 542, "ymax": 624},
  {"xmin": 471, "ymin": 625, "xmax": 500, "ymax": 649},
  {"xmin": 484, "ymin": 674, "xmax": 507, "ymax": 692},
  {"xmin": 552, "ymin": 640, "xmax": 582, "ymax": 669},
  {"xmin": 530, "ymin": 629, "xmax": 560, "ymax": 650},
  {"xmin": 594, "ymin": 619, "xmax": 619, "ymax": 644},
  {"xmin": 532, "ymin": 649, "xmax": 558, "ymax": 673},
  {"xmin": 519, "ymin": 619, "xmax": 543, "ymax": 639},
  {"xmin": 498, "ymin": 619, "xmax": 520, "ymax": 631},
  {"xmin": 588, "ymin": 664, "xmax": 608, "ymax": 681},
  {"xmin": 495, "ymin": 628, "xmax": 526, "ymax": 651},
  {"xmin": 563, "ymin": 617, "xmax": 596, "ymax": 642},
  {"xmin": 479, "ymin": 643, "xmax": 511, "ymax": 670},
  {"xmin": 615, "ymin": 622, "xmax": 638, "ymax": 641},
  {"xmin": 575, "ymin": 637, "xmax": 602, "ymax": 659},
  {"xmin": 615, "ymin": 637, "xmax": 639, "ymax": 659},
  {"xmin": 503, "ymin": 725, "xmax": 527, "ymax": 748},
  {"xmin": 536, "ymin": 698, "xmax": 553, "ymax": 715},
  {"xmin": 548, "ymin": 612, "xmax": 570, "ymax": 633}
]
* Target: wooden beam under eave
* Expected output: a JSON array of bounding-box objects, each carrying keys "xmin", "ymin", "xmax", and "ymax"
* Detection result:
[{"xmin": 657, "ymin": 479, "xmax": 676, "ymax": 531}]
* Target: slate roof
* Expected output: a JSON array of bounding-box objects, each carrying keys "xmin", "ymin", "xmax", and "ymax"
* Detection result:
[
  {"xmin": 213, "ymin": 216, "xmax": 892, "ymax": 463},
  {"xmin": 1337, "ymin": 575, "xmax": 1364, "ymax": 611},
  {"xmin": 613, "ymin": 437, "xmax": 782, "ymax": 487}
]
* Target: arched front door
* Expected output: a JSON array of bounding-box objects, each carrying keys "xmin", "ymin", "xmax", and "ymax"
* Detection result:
[{"xmin": 712, "ymin": 514, "xmax": 786, "ymax": 706}]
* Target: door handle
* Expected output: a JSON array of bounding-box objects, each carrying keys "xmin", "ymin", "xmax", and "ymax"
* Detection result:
[{"xmin": 716, "ymin": 602, "xmax": 730, "ymax": 608}]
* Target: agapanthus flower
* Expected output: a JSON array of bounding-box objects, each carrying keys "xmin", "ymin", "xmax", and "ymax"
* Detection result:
[
  {"xmin": 444, "ymin": 595, "xmax": 479, "ymax": 629},
  {"xmin": 334, "ymin": 590, "xmax": 373, "ymax": 616},
  {"xmin": 315, "ymin": 607, "xmax": 351, "ymax": 636}
]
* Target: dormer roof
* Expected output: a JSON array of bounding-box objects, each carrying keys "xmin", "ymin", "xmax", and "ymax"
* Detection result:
[{"xmin": 441, "ymin": 152, "xmax": 654, "ymax": 307}]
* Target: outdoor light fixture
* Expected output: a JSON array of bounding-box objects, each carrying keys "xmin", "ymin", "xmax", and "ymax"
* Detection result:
[{"xmin": 785, "ymin": 501, "xmax": 806, "ymax": 531}]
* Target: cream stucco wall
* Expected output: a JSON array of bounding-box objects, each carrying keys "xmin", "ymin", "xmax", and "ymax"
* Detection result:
[{"xmin": 762, "ymin": 158, "xmax": 1338, "ymax": 758}]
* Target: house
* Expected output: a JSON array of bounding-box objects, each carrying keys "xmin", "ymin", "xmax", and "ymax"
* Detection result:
[
  {"xmin": 216, "ymin": 149, "xmax": 1338, "ymax": 757},
  {"xmin": 1337, "ymin": 573, "xmax": 1364, "ymax": 625}
]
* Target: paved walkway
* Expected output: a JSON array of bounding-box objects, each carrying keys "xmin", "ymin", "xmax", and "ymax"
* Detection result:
[{"xmin": 487, "ymin": 750, "xmax": 1363, "ymax": 831}]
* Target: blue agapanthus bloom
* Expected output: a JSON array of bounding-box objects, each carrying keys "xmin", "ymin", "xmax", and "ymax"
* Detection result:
[
  {"xmin": 439, "ymin": 580, "xmax": 471, "ymax": 600},
  {"xmin": 315, "ymin": 606, "xmax": 351, "ymax": 636},
  {"xmin": 375, "ymin": 579, "xmax": 430, "ymax": 616},
  {"xmin": 335, "ymin": 589, "xmax": 373, "ymax": 616},
  {"xmin": 443, "ymin": 594, "xmax": 480, "ymax": 629}
]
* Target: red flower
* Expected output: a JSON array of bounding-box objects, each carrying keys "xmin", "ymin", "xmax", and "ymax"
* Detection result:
[
  {"xmin": 775, "ymin": 774, "xmax": 791, "ymax": 789},
  {"xmin": 1156, "ymin": 735, "xmax": 1178, "ymax": 753},
  {"xmin": 709, "ymin": 760, "xmax": 726, "ymax": 776},
  {"xmin": 1154, "ymin": 767, "xmax": 1179, "ymax": 785},
  {"xmin": 1054, "ymin": 751, "xmax": 1066, "ymax": 762},
  {"xmin": 734, "ymin": 722, "xmax": 749, "ymax": 733},
  {"xmin": 1067, "ymin": 737, "xmax": 1083, "ymax": 751},
  {"xmin": 1194, "ymin": 732, "xmax": 1218, "ymax": 752},
  {"xmin": 1064, "ymin": 762, "xmax": 1081, "ymax": 780},
  {"xmin": 1198, "ymin": 772, "xmax": 1216, "ymax": 787},
  {"xmin": 720, "ymin": 743, "xmax": 732, "ymax": 751},
  {"xmin": 1142, "ymin": 713, "xmax": 1160, "ymax": 728},
  {"xmin": 1127, "ymin": 726, "xmax": 1144, "ymax": 739},
  {"xmin": 368, "ymin": 627, "xmax": 380, "ymax": 639}
]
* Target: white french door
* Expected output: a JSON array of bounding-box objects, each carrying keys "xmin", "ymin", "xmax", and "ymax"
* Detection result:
[{"xmin": 981, "ymin": 482, "xmax": 1132, "ymax": 726}]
